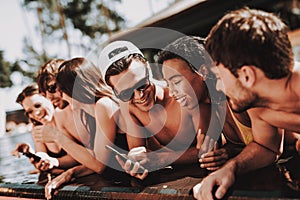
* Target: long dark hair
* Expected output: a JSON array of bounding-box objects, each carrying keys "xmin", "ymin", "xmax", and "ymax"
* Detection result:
[{"xmin": 57, "ymin": 57, "xmax": 116, "ymax": 104}]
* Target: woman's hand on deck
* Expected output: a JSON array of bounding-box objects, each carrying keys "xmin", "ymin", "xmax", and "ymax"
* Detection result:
[{"xmin": 45, "ymin": 170, "xmax": 74, "ymax": 199}]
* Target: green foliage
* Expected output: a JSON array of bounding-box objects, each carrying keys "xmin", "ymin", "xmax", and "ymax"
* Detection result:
[
  {"xmin": 64, "ymin": 0, "xmax": 125, "ymax": 38},
  {"xmin": 0, "ymin": 51, "xmax": 13, "ymax": 87},
  {"xmin": 16, "ymin": 0, "xmax": 126, "ymax": 85}
]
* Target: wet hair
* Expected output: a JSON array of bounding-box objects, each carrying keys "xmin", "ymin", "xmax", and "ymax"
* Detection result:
[
  {"xmin": 36, "ymin": 59, "xmax": 65, "ymax": 94},
  {"xmin": 206, "ymin": 7, "xmax": 293, "ymax": 79},
  {"xmin": 16, "ymin": 84, "xmax": 39, "ymax": 105},
  {"xmin": 105, "ymin": 53, "xmax": 147, "ymax": 87},
  {"xmin": 56, "ymin": 57, "xmax": 115, "ymax": 104}
]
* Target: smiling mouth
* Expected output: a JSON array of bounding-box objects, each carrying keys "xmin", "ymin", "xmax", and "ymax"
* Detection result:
[
  {"xmin": 175, "ymin": 96, "xmax": 186, "ymax": 104},
  {"xmin": 134, "ymin": 93, "xmax": 150, "ymax": 104},
  {"xmin": 135, "ymin": 97, "xmax": 147, "ymax": 104}
]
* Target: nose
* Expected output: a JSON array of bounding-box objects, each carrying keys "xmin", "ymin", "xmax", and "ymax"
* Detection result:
[
  {"xmin": 30, "ymin": 108, "xmax": 41, "ymax": 119},
  {"xmin": 168, "ymin": 83, "xmax": 178, "ymax": 97},
  {"xmin": 133, "ymin": 89, "xmax": 145, "ymax": 99}
]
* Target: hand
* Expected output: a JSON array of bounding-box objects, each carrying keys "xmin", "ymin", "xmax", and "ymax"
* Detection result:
[
  {"xmin": 31, "ymin": 159, "xmax": 51, "ymax": 172},
  {"xmin": 115, "ymin": 146, "xmax": 149, "ymax": 180},
  {"xmin": 197, "ymin": 130, "xmax": 217, "ymax": 158},
  {"xmin": 32, "ymin": 124, "xmax": 58, "ymax": 143},
  {"xmin": 199, "ymin": 148, "xmax": 229, "ymax": 171},
  {"xmin": 45, "ymin": 170, "xmax": 74, "ymax": 200},
  {"xmin": 116, "ymin": 155, "xmax": 148, "ymax": 180},
  {"xmin": 193, "ymin": 162, "xmax": 236, "ymax": 200},
  {"xmin": 11, "ymin": 143, "xmax": 33, "ymax": 158},
  {"xmin": 35, "ymin": 152, "xmax": 59, "ymax": 170}
]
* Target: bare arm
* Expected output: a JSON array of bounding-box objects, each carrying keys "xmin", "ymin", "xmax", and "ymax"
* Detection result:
[
  {"xmin": 193, "ymin": 108, "xmax": 283, "ymax": 200},
  {"xmin": 45, "ymin": 165, "xmax": 94, "ymax": 200}
]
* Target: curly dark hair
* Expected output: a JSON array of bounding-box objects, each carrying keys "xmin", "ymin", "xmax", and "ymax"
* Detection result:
[{"xmin": 206, "ymin": 7, "xmax": 293, "ymax": 79}]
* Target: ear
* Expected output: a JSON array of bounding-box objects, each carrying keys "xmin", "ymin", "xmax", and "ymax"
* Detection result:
[
  {"xmin": 198, "ymin": 64, "xmax": 208, "ymax": 80},
  {"xmin": 237, "ymin": 66, "xmax": 256, "ymax": 88}
]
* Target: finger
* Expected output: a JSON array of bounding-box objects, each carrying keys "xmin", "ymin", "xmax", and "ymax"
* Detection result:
[
  {"xmin": 45, "ymin": 182, "xmax": 53, "ymax": 200},
  {"xmin": 201, "ymin": 160, "xmax": 227, "ymax": 168},
  {"xmin": 215, "ymin": 184, "xmax": 229, "ymax": 199},
  {"xmin": 129, "ymin": 162, "xmax": 140, "ymax": 177},
  {"xmin": 124, "ymin": 160, "xmax": 132, "ymax": 173},
  {"xmin": 193, "ymin": 182, "xmax": 202, "ymax": 199},
  {"xmin": 41, "ymin": 163, "xmax": 51, "ymax": 171},
  {"xmin": 35, "ymin": 160, "xmax": 43, "ymax": 168},
  {"xmin": 208, "ymin": 138, "xmax": 216, "ymax": 152},
  {"xmin": 29, "ymin": 157, "xmax": 35, "ymax": 164},
  {"xmin": 200, "ymin": 149, "xmax": 222, "ymax": 158},
  {"xmin": 206, "ymin": 166, "xmax": 220, "ymax": 171},
  {"xmin": 130, "ymin": 153, "xmax": 146, "ymax": 162},
  {"xmin": 138, "ymin": 169, "xmax": 148, "ymax": 180},
  {"xmin": 196, "ymin": 129, "xmax": 204, "ymax": 149},
  {"xmin": 115, "ymin": 155, "xmax": 125, "ymax": 167}
]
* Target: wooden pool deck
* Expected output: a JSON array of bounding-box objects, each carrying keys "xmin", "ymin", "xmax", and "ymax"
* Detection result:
[{"xmin": 1, "ymin": 151, "xmax": 300, "ymax": 200}]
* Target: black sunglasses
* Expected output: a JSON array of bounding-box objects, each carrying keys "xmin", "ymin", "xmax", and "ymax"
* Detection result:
[
  {"xmin": 46, "ymin": 84, "xmax": 57, "ymax": 93},
  {"xmin": 114, "ymin": 76, "xmax": 151, "ymax": 102}
]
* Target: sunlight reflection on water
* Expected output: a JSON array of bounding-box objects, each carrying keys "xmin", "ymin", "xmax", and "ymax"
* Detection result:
[{"xmin": 0, "ymin": 132, "xmax": 39, "ymax": 184}]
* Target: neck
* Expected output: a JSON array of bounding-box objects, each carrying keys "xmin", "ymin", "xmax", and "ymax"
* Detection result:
[{"xmin": 256, "ymin": 75, "xmax": 299, "ymax": 111}]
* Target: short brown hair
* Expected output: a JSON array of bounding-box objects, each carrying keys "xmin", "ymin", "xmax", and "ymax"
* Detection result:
[{"xmin": 16, "ymin": 84, "xmax": 39, "ymax": 105}]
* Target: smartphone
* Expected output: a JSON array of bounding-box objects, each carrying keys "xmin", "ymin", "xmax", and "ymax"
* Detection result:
[
  {"xmin": 29, "ymin": 117, "xmax": 43, "ymax": 126},
  {"xmin": 23, "ymin": 151, "xmax": 41, "ymax": 162},
  {"xmin": 105, "ymin": 145, "xmax": 146, "ymax": 173}
]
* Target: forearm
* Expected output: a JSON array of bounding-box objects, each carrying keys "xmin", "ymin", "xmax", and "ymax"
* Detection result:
[
  {"xmin": 68, "ymin": 165, "xmax": 95, "ymax": 179},
  {"xmin": 229, "ymin": 141, "xmax": 278, "ymax": 175},
  {"xmin": 55, "ymin": 133, "xmax": 106, "ymax": 174},
  {"xmin": 154, "ymin": 147, "xmax": 198, "ymax": 167},
  {"xmin": 57, "ymin": 154, "xmax": 79, "ymax": 169}
]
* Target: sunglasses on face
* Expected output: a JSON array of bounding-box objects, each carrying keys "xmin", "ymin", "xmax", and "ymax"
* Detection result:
[
  {"xmin": 46, "ymin": 84, "xmax": 57, "ymax": 93},
  {"xmin": 114, "ymin": 76, "xmax": 151, "ymax": 102}
]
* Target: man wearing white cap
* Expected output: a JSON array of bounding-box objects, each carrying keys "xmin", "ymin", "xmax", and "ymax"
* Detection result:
[{"xmin": 98, "ymin": 40, "xmax": 203, "ymax": 179}]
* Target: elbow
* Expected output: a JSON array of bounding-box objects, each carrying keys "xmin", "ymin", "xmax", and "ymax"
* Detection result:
[{"xmin": 93, "ymin": 164, "xmax": 106, "ymax": 174}]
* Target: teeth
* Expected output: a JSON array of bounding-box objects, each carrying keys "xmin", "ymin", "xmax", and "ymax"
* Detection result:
[
  {"xmin": 176, "ymin": 96, "xmax": 184, "ymax": 103},
  {"xmin": 140, "ymin": 99, "xmax": 146, "ymax": 104}
]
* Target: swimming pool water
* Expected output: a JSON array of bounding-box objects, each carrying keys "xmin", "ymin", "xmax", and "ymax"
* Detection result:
[{"xmin": 0, "ymin": 132, "xmax": 39, "ymax": 184}]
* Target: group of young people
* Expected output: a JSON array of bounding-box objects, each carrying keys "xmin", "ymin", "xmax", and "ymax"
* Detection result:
[{"xmin": 11, "ymin": 7, "xmax": 300, "ymax": 200}]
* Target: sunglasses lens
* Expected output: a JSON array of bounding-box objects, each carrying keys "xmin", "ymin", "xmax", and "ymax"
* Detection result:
[{"xmin": 118, "ymin": 90, "xmax": 134, "ymax": 102}]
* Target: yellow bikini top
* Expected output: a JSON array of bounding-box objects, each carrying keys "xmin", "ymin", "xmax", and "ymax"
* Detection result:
[{"xmin": 228, "ymin": 107, "xmax": 253, "ymax": 145}]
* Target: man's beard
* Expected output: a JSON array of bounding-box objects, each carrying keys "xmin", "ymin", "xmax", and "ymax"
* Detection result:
[{"xmin": 226, "ymin": 86, "xmax": 258, "ymax": 113}]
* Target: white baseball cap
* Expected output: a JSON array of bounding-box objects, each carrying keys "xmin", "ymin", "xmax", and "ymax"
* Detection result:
[{"xmin": 98, "ymin": 40, "xmax": 144, "ymax": 81}]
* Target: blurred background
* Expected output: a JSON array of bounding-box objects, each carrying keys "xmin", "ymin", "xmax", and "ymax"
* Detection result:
[{"xmin": 1, "ymin": 0, "xmax": 300, "ymax": 136}]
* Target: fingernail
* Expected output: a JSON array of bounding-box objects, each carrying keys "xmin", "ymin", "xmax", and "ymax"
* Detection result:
[
  {"xmin": 199, "ymin": 159, "xmax": 202, "ymax": 163},
  {"xmin": 200, "ymin": 164, "xmax": 204, "ymax": 168}
]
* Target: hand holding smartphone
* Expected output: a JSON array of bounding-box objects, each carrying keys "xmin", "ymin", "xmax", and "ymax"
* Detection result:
[
  {"xmin": 105, "ymin": 145, "xmax": 146, "ymax": 173},
  {"xmin": 23, "ymin": 151, "xmax": 42, "ymax": 162}
]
